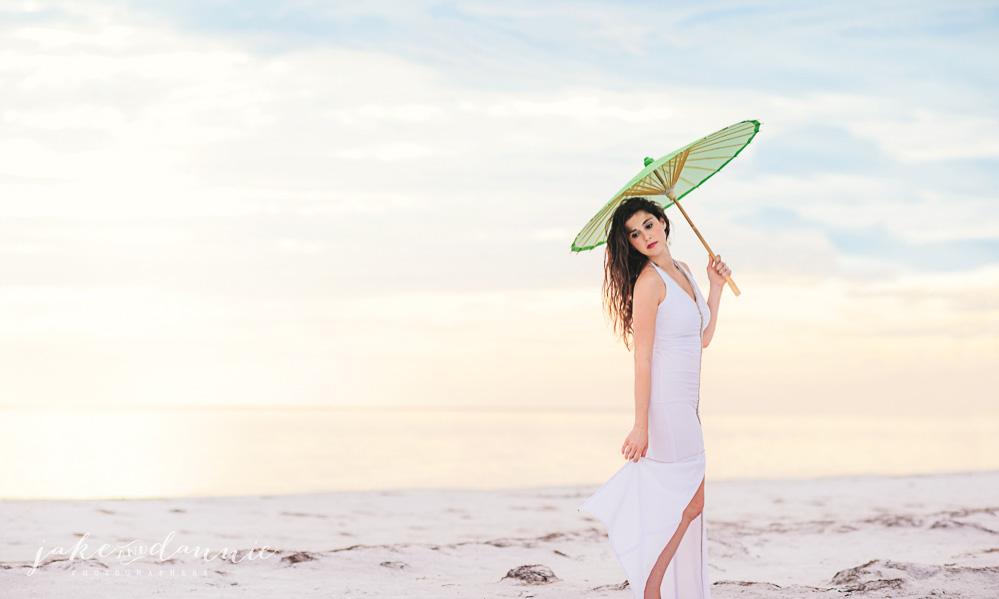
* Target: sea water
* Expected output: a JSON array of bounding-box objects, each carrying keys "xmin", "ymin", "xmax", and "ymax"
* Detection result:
[{"xmin": 1, "ymin": 407, "xmax": 996, "ymax": 499}]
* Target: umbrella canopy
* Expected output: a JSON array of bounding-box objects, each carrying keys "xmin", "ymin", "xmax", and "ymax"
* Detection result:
[{"xmin": 571, "ymin": 119, "xmax": 760, "ymax": 253}]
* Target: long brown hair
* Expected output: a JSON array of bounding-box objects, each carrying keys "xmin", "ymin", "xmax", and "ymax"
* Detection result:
[{"xmin": 602, "ymin": 197, "xmax": 672, "ymax": 351}]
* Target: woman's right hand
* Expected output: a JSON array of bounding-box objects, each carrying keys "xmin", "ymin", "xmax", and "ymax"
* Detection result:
[{"xmin": 621, "ymin": 425, "xmax": 649, "ymax": 462}]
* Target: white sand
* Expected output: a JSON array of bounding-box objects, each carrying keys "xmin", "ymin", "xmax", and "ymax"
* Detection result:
[{"xmin": 2, "ymin": 470, "xmax": 997, "ymax": 598}]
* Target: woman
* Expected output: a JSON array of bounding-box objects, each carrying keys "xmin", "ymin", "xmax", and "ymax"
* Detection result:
[{"xmin": 578, "ymin": 197, "xmax": 731, "ymax": 599}]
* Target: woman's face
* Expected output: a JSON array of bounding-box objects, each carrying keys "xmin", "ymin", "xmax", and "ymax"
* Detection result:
[{"xmin": 624, "ymin": 210, "xmax": 667, "ymax": 257}]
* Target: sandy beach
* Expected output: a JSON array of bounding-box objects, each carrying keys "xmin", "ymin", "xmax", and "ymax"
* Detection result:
[{"xmin": 2, "ymin": 470, "xmax": 997, "ymax": 598}]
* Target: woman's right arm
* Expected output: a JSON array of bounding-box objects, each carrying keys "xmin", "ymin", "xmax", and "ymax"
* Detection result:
[{"xmin": 622, "ymin": 271, "xmax": 658, "ymax": 462}]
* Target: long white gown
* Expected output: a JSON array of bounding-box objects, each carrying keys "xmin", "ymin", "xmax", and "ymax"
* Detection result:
[{"xmin": 578, "ymin": 258, "xmax": 712, "ymax": 599}]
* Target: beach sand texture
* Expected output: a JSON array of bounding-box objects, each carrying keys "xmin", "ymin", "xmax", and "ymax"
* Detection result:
[{"xmin": 2, "ymin": 470, "xmax": 997, "ymax": 598}]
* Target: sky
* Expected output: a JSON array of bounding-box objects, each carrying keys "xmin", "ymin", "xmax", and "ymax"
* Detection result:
[{"xmin": 0, "ymin": 0, "xmax": 996, "ymax": 416}]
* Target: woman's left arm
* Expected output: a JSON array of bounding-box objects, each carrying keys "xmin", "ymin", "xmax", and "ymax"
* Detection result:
[{"xmin": 692, "ymin": 254, "xmax": 731, "ymax": 349}]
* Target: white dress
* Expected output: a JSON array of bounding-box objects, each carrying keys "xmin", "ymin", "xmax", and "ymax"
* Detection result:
[{"xmin": 578, "ymin": 258, "xmax": 712, "ymax": 599}]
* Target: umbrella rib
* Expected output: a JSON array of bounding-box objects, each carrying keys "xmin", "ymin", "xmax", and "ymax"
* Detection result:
[
  {"xmin": 630, "ymin": 182, "xmax": 662, "ymax": 194},
  {"xmin": 693, "ymin": 128, "xmax": 752, "ymax": 144},
  {"xmin": 688, "ymin": 142, "xmax": 751, "ymax": 154},
  {"xmin": 699, "ymin": 134, "xmax": 749, "ymax": 147},
  {"xmin": 672, "ymin": 149, "xmax": 691, "ymax": 187},
  {"xmin": 690, "ymin": 131, "xmax": 754, "ymax": 149},
  {"xmin": 699, "ymin": 131, "xmax": 748, "ymax": 144},
  {"xmin": 651, "ymin": 170, "xmax": 672, "ymax": 198}
]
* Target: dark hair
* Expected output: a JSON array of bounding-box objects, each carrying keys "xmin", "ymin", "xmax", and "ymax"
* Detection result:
[{"xmin": 602, "ymin": 197, "xmax": 671, "ymax": 351}]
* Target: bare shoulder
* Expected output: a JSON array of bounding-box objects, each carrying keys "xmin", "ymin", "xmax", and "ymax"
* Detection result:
[
  {"xmin": 678, "ymin": 260, "xmax": 691, "ymax": 272},
  {"xmin": 633, "ymin": 264, "xmax": 665, "ymax": 307}
]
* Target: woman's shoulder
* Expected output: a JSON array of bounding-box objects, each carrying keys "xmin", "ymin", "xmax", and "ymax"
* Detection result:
[
  {"xmin": 634, "ymin": 263, "xmax": 666, "ymax": 306},
  {"xmin": 637, "ymin": 261, "xmax": 663, "ymax": 282}
]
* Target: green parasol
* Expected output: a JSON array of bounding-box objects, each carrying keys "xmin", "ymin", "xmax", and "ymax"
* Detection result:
[{"xmin": 571, "ymin": 119, "xmax": 761, "ymax": 296}]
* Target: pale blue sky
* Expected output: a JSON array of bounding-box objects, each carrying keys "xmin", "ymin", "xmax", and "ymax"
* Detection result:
[{"xmin": 0, "ymin": 1, "xmax": 995, "ymax": 414}]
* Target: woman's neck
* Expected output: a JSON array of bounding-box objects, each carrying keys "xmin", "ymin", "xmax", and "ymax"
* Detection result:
[{"xmin": 649, "ymin": 253, "xmax": 675, "ymax": 271}]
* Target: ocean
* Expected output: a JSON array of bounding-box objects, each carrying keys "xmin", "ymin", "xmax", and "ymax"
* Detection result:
[{"xmin": 2, "ymin": 407, "xmax": 996, "ymax": 499}]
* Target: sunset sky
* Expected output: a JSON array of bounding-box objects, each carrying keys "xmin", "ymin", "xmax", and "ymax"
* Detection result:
[{"xmin": 1, "ymin": 1, "xmax": 996, "ymax": 417}]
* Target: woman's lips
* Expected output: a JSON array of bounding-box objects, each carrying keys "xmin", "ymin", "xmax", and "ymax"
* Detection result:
[{"xmin": 648, "ymin": 241, "xmax": 658, "ymax": 249}]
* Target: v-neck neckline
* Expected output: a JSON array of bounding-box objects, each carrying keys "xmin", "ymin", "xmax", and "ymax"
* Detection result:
[{"xmin": 652, "ymin": 259, "xmax": 697, "ymax": 306}]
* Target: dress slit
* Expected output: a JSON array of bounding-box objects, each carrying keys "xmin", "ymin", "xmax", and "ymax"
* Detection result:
[{"xmin": 640, "ymin": 473, "xmax": 705, "ymax": 599}]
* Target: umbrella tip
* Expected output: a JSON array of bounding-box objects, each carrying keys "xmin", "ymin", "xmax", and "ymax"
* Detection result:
[{"xmin": 643, "ymin": 157, "xmax": 654, "ymax": 167}]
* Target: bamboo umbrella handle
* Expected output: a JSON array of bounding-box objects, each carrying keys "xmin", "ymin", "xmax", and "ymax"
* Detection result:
[{"xmin": 668, "ymin": 197, "xmax": 741, "ymax": 297}]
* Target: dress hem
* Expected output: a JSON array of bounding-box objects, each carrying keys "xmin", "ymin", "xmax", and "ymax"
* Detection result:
[{"xmin": 577, "ymin": 450, "xmax": 707, "ymax": 599}]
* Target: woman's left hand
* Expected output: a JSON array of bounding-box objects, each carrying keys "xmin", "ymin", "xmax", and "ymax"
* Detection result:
[{"xmin": 707, "ymin": 254, "xmax": 731, "ymax": 287}]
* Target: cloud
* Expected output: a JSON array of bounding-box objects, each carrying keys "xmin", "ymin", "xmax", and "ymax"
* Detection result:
[{"xmin": 848, "ymin": 110, "xmax": 999, "ymax": 163}]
